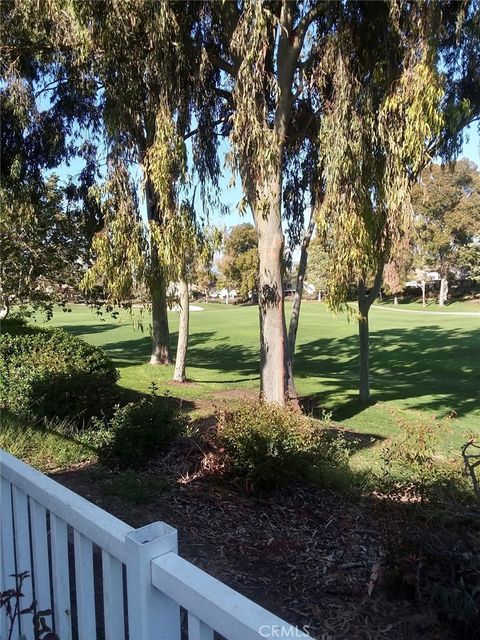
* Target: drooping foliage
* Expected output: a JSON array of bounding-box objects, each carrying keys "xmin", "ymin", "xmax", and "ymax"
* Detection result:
[
  {"xmin": 316, "ymin": 2, "xmax": 446, "ymax": 309},
  {"xmin": 81, "ymin": 164, "xmax": 147, "ymax": 304}
]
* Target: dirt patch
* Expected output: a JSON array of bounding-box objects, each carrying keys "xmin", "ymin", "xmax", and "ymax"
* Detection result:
[
  {"xmin": 51, "ymin": 446, "xmax": 463, "ymax": 640},
  {"xmin": 211, "ymin": 388, "xmax": 258, "ymax": 401}
]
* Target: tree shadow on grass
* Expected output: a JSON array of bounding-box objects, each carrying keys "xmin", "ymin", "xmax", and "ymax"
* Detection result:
[
  {"xmin": 294, "ymin": 324, "xmax": 480, "ymax": 422},
  {"xmin": 100, "ymin": 330, "xmax": 260, "ymax": 380},
  {"xmin": 62, "ymin": 320, "xmax": 479, "ymax": 423},
  {"xmin": 55, "ymin": 323, "xmax": 121, "ymax": 337}
]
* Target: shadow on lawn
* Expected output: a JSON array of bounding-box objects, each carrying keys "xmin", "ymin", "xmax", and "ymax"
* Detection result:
[
  {"xmin": 295, "ymin": 324, "xmax": 479, "ymax": 421},
  {"xmin": 100, "ymin": 330, "xmax": 260, "ymax": 379},
  {"xmin": 63, "ymin": 321, "xmax": 479, "ymax": 422},
  {"xmin": 56, "ymin": 322, "xmax": 121, "ymax": 337}
]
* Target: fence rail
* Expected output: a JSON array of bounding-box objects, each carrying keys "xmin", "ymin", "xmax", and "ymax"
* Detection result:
[{"xmin": 0, "ymin": 449, "xmax": 310, "ymax": 640}]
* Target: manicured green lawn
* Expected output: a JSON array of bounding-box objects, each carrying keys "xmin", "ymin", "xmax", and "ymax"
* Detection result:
[{"xmin": 44, "ymin": 301, "xmax": 480, "ymax": 467}]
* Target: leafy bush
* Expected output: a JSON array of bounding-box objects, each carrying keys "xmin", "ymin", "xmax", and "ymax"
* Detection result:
[
  {"xmin": 380, "ymin": 412, "xmax": 470, "ymax": 502},
  {"xmin": 217, "ymin": 401, "xmax": 349, "ymax": 490},
  {"xmin": 90, "ymin": 394, "xmax": 186, "ymax": 469},
  {"xmin": 0, "ymin": 326, "xmax": 119, "ymax": 425},
  {"xmin": 0, "ymin": 314, "xmax": 42, "ymax": 336}
]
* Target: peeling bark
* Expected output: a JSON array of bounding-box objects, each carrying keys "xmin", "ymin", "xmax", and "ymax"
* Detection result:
[{"xmin": 173, "ymin": 276, "xmax": 189, "ymax": 383}]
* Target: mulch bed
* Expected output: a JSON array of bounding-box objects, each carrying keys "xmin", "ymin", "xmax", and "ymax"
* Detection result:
[{"xmin": 52, "ymin": 441, "xmax": 469, "ymax": 640}]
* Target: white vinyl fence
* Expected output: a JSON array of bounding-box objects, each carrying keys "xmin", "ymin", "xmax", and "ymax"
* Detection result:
[{"xmin": 0, "ymin": 450, "xmax": 311, "ymax": 640}]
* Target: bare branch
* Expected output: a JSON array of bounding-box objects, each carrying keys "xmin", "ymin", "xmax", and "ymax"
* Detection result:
[
  {"xmin": 183, "ymin": 117, "xmax": 227, "ymax": 141},
  {"xmin": 293, "ymin": 2, "xmax": 326, "ymax": 50}
]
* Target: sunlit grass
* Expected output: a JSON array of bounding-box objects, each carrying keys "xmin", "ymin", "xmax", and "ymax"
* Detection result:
[{"xmin": 36, "ymin": 300, "xmax": 480, "ymax": 468}]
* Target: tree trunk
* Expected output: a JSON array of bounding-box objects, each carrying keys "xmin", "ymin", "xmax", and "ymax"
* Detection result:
[
  {"xmin": 254, "ymin": 173, "xmax": 288, "ymax": 404},
  {"xmin": 173, "ymin": 276, "xmax": 189, "ymax": 383},
  {"xmin": 439, "ymin": 276, "xmax": 448, "ymax": 306},
  {"xmin": 357, "ymin": 266, "xmax": 383, "ymax": 404},
  {"xmin": 286, "ymin": 210, "xmax": 315, "ymax": 399},
  {"xmin": 358, "ymin": 302, "xmax": 370, "ymax": 405},
  {"xmin": 237, "ymin": 2, "xmax": 300, "ymax": 404},
  {"xmin": 149, "ymin": 263, "xmax": 172, "ymax": 365},
  {"xmin": 421, "ymin": 280, "xmax": 426, "ymax": 307},
  {"xmin": 145, "ymin": 178, "xmax": 172, "ymax": 365},
  {"xmin": 394, "ymin": 295, "xmax": 398, "ymax": 305}
]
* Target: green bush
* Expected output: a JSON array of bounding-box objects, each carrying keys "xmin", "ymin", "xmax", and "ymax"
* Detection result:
[
  {"xmin": 218, "ymin": 401, "xmax": 348, "ymax": 490},
  {"xmin": 380, "ymin": 413, "xmax": 471, "ymax": 502},
  {"xmin": 90, "ymin": 394, "xmax": 186, "ymax": 469},
  {"xmin": 0, "ymin": 326, "xmax": 119, "ymax": 425}
]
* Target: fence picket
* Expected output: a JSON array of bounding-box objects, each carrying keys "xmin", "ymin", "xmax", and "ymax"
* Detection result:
[
  {"xmin": 0, "ymin": 477, "xmax": 18, "ymax": 640},
  {"xmin": 50, "ymin": 514, "xmax": 72, "ymax": 640},
  {"xmin": 12, "ymin": 486, "xmax": 34, "ymax": 640},
  {"xmin": 30, "ymin": 500, "xmax": 52, "ymax": 615},
  {"xmin": 2, "ymin": 451, "xmax": 312, "ymax": 640},
  {"xmin": 188, "ymin": 612, "xmax": 214, "ymax": 640},
  {"xmin": 102, "ymin": 550, "xmax": 126, "ymax": 640},
  {"xmin": 73, "ymin": 530, "xmax": 96, "ymax": 640}
]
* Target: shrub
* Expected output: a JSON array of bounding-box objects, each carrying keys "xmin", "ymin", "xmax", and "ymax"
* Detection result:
[
  {"xmin": 217, "ymin": 401, "xmax": 348, "ymax": 490},
  {"xmin": 91, "ymin": 394, "xmax": 186, "ymax": 469},
  {"xmin": 0, "ymin": 326, "xmax": 119, "ymax": 425},
  {"xmin": 380, "ymin": 412, "xmax": 470, "ymax": 502}
]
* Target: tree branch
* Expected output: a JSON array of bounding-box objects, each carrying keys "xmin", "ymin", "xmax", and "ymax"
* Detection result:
[
  {"xmin": 214, "ymin": 88, "xmax": 234, "ymax": 106},
  {"xmin": 183, "ymin": 117, "xmax": 227, "ymax": 141},
  {"xmin": 366, "ymin": 262, "xmax": 384, "ymax": 307},
  {"xmin": 205, "ymin": 48, "xmax": 236, "ymax": 77},
  {"xmin": 293, "ymin": 2, "xmax": 326, "ymax": 50}
]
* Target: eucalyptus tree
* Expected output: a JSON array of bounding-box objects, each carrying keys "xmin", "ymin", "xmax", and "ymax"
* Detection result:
[
  {"xmin": 315, "ymin": 0, "xmax": 479, "ymax": 403},
  {"xmin": 13, "ymin": 0, "xmax": 218, "ymax": 365},
  {"xmin": 199, "ymin": 0, "xmax": 336, "ymax": 403},
  {"xmin": 315, "ymin": 2, "xmax": 447, "ymax": 403},
  {"xmin": 0, "ymin": 0, "xmax": 101, "ymax": 317}
]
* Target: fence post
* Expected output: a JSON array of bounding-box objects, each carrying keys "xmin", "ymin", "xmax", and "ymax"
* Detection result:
[{"xmin": 125, "ymin": 522, "xmax": 181, "ymax": 640}]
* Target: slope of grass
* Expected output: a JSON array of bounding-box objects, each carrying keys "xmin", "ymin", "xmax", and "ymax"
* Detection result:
[{"xmin": 38, "ymin": 301, "xmax": 479, "ymax": 468}]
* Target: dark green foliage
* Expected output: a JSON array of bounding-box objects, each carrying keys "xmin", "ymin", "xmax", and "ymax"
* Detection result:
[
  {"xmin": 92, "ymin": 395, "xmax": 185, "ymax": 470},
  {"xmin": 0, "ymin": 326, "xmax": 119, "ymax": 425},
  {"xmin": 380, "ymin": 412, "xmax": 472, "ymax": 503},
  {"xmin": 218, "ymin": 401, "xmax": 348, "ymax": 490}
]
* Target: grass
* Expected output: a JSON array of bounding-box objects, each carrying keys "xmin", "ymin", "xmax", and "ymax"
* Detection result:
[
  {"xmin": 32, "ymin": 300, "xmax": 479, "ymax": 471},
  {"xmin": 0, "ymin": 411, "xmax": 97, "ymax": 472}
]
